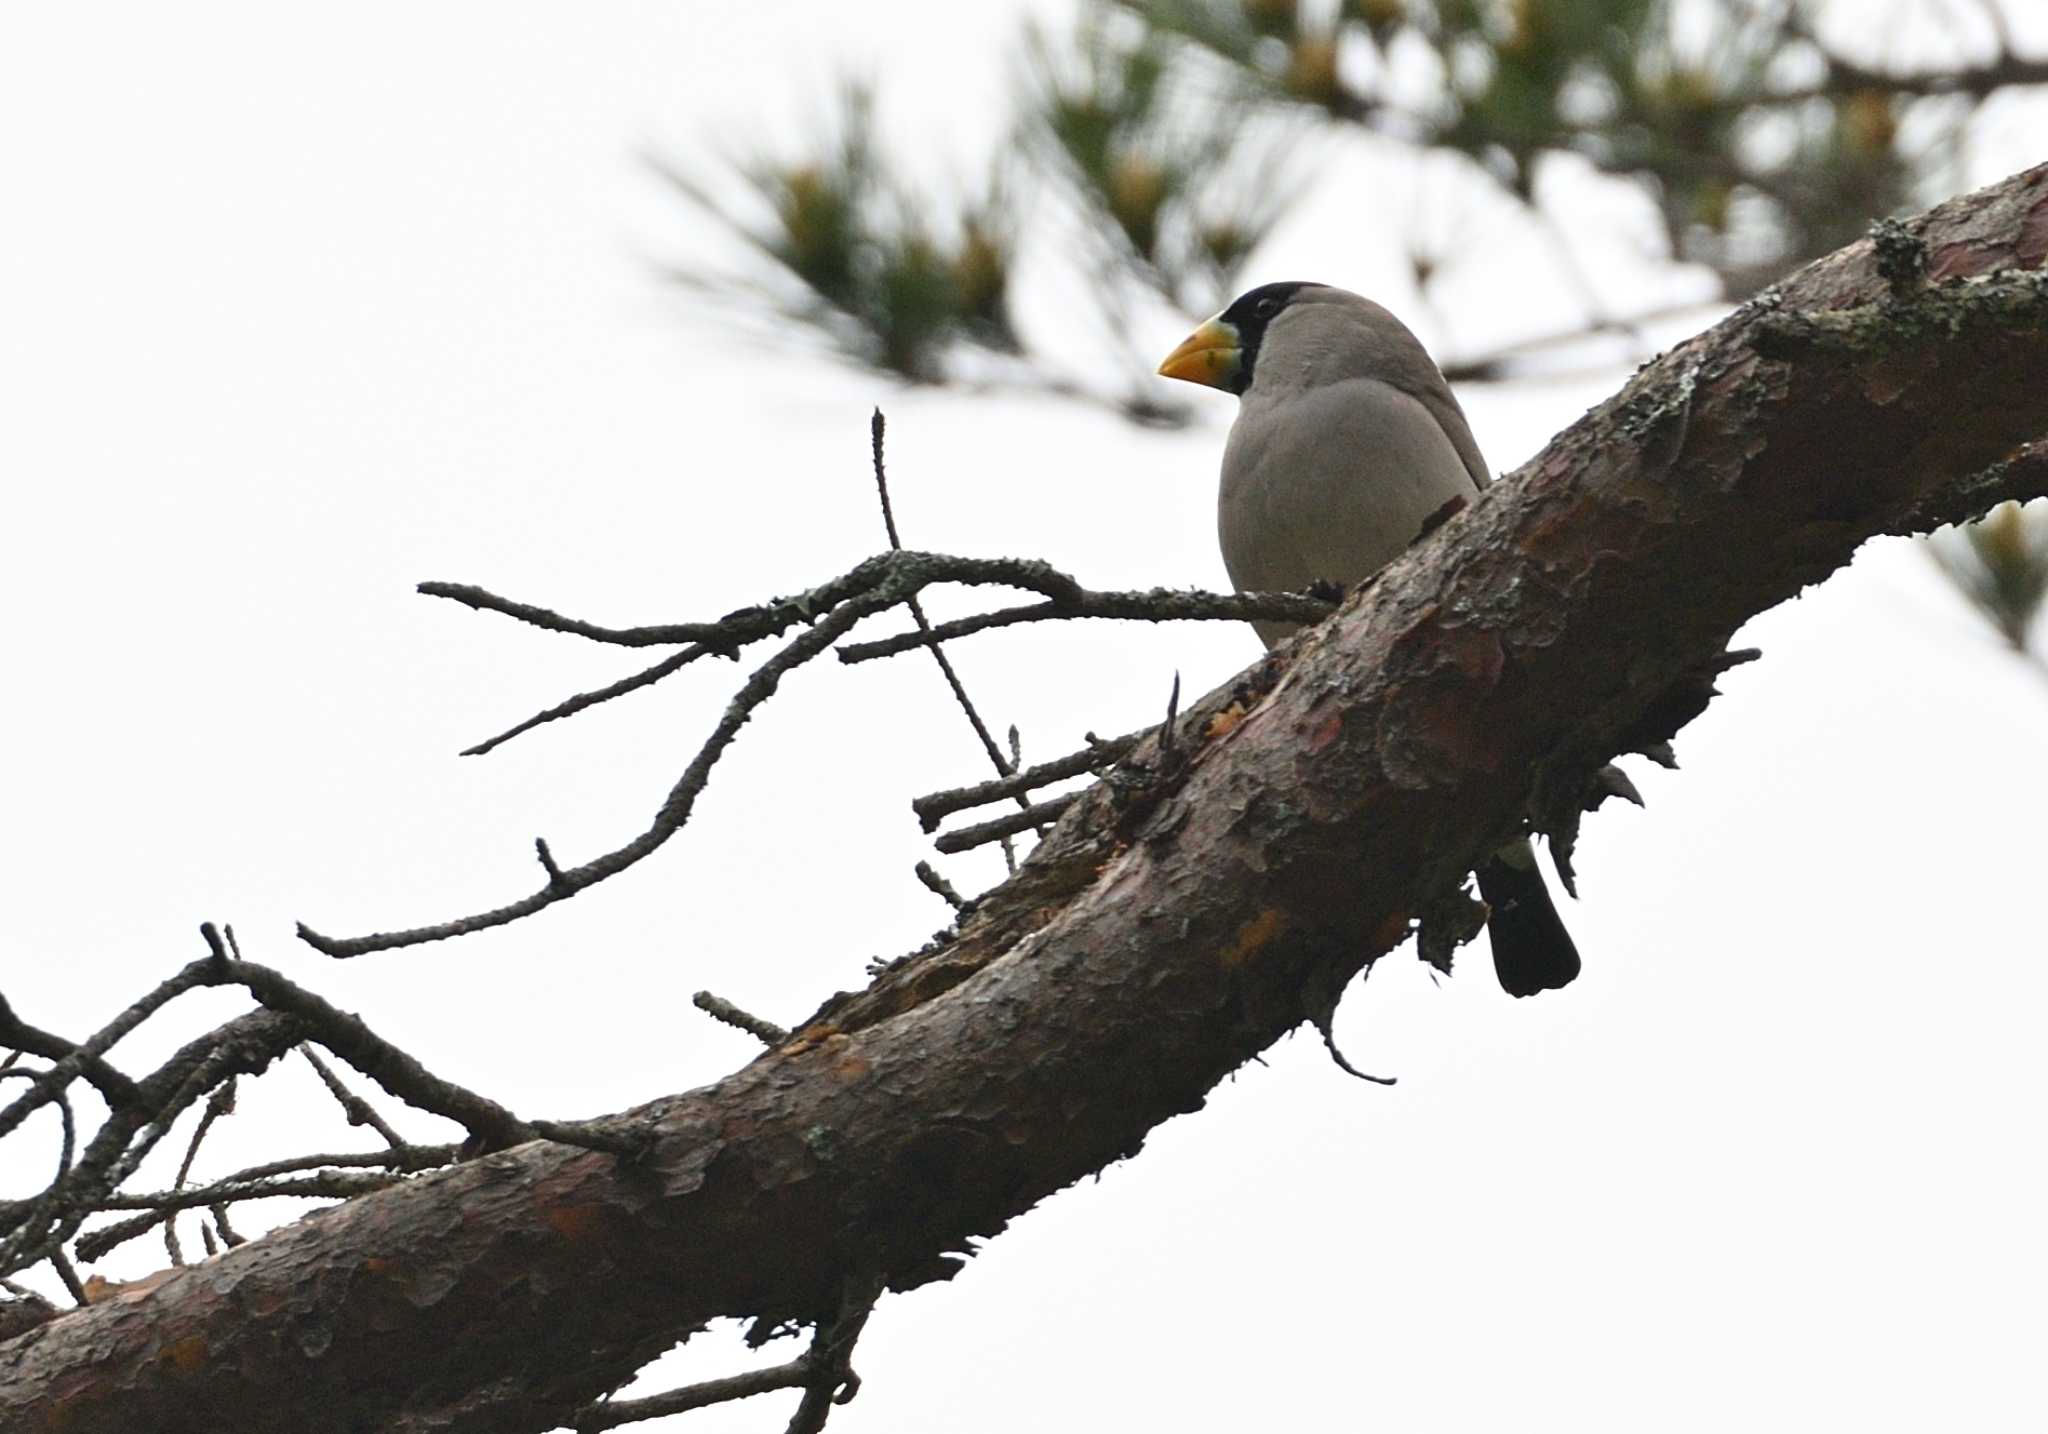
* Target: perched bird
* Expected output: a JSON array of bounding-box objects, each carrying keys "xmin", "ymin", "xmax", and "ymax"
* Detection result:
[{"xmin": 1157, "ymin": 280, "xmax": 1580, "ymax": 997}]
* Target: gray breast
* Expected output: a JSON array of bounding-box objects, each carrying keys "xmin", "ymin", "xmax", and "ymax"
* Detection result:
[{"xmin": 1218, "ymin": 376, "xmax": 1484, "ymax": 648}]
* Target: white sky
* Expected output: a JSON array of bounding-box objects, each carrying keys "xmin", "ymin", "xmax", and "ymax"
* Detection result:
[{"xmin": 2, "ymin": 4, "xmax": 2045, "ymax": 1431}]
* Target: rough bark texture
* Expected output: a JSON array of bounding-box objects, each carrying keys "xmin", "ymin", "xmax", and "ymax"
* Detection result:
[{"xmin": 6, "ymin": 163, "xmax": 2048, "ymax": 1434}]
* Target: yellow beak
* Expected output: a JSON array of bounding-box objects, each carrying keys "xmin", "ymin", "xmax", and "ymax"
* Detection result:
[{"xmin": 1156, "ymin": 318, "xmax": 1242, "ymax": 389}]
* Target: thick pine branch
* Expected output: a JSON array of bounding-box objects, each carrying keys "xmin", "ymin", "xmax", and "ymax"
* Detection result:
[{"xmin": 4, "ymin": 164, "xmax": 2047, "ymax": 1434}]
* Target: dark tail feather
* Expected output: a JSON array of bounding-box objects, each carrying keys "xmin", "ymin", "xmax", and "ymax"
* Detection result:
[{"xmin": 1475, "ymin": 843, "xmax": 1581, "ymax": 998}]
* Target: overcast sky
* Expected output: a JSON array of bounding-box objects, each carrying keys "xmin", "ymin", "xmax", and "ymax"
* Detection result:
[{"xmin": 3, "ymin": 4, "xmax": 2045, "ymax": 1431}]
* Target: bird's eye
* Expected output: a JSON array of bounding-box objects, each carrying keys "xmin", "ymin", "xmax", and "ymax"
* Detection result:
[{"xmin": 1254, "ymin": 296, "xmax": 1280, "ymax": 319}]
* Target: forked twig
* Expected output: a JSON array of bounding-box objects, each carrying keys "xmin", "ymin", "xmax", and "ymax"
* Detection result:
[
  {"xmin": 869, "ymin": 409, "xmax": 1039, "ymax": 868},
  {"xmin": 300, "ymin": 553, "xmax": 1087, "ymax": 957}
]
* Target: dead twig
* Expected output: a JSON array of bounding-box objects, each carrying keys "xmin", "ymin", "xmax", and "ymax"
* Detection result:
[
  {"xmin": 572, "ymin": 1356, "xmax": 814, "ymax": 1432},
  {"xmin": 461, "ymin": 646, "xmax": 712, "ymax": 757},
  {"xmin": 301, "ymin": 552, "xmax": 1086, "ymax": 958},
  {"xmin": 0, "ymin": 961, "xmax": 223, "ymax": 1143},
  {"xmin": 932, "ymin": 794, "xmax": 1081, "ymax": 854},
  {"xmin": 0, "ymin": 1069, "xmax": 76, "ymax": 1287},
  {"xmin": 911, "ymin": 861, "xmax": 968, "ymax": 912},
  {"xmin": 912, "ymin": 727, "xmax": 1147, "ymax": 830},
  {"xmin": 213, "ymin": 940, "xmax": 534, "ymax": 1152},
  {"xmin": 2, "ymin": 1009, "xmax": 305, "ymax": 1280},
  {"xmin": 301, "ymin": 1046, "xmax": 406, "ymax": 1148},
  {"xmin": 836, "ymin": 587, "xmax": 1334, "ymax": 664},
  {"xmin": 164, "ymin": 1078, "xmax": 237, "ymax": 1267},
  {"xmin": 869, "ymin": 409, "xmax": 1038, "ymax": 869},
  {"xmin": 0, "ymin": 995, "xmax": 142, "ymax": 1113},
  {"xmin": 76, "ymin": 1171, "xmax": 409, "ymax": 1263},
  {"xmin": 693, "ymin": 992, "xmax": 790, "ymax": 1047},
  {"xmin": 431, "ymin": 551, "xmax": 1085, "ymax": 761}
]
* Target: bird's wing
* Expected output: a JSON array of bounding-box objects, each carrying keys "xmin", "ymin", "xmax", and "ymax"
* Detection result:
[
  {"xmin": 1219, "ymin": 375, "xmax": 1485, "ymax": 612},
  {"xmin": 1409, "ymin": 376, "xmax": 1491, "ymax": 493}
]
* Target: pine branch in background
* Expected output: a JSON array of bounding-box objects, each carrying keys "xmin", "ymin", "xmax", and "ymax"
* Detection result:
[
  {"xmin": 1018, "ymin": 7, "xmax": 1295, "ymax": 317},
  {"xmin": 645, "ymin": 82, "xmax": 1020, "ymax": 385},
  {"xmin": 644, "ymin": 24, "xmax": 1293, "ymax": 423},
  {"xmin": 1124, "ymin": 0, "xmax": 2022, "ymax": 295},
  {"xmin": 1928, "ymin": 500, "xmax": 2048, "ymax": 681},
  {"xmin": 656, "ymin": 1, "xmax": 2043, "ymax": 409}
]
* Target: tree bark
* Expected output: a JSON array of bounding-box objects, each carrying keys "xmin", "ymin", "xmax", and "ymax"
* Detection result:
[{"xmin": 6, "ymin": 163, "xmax": 2047, "ymax": 1434}]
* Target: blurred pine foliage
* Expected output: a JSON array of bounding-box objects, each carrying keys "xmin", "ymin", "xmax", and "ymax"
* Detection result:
[
  {"xmin": 656, "ymin": 1, "xmax": 2043, "ymax": 405},
  {"xmin": 1930, "ymin": 501, "xmax": 2048, "ymax": 677}
]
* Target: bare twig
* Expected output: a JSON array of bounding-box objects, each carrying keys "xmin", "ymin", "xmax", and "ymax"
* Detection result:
[
  {"xmin": 76, "ymin": 1171, "xmax": 408, "ymax": 1263},
  {"xmin": 301, "ymin": 552, "xmax": 1086, "ymax": 957},
  {"xmin": 836, "ymin": 587, "xmax": 1335, "ymax": 664},
  {"xmin": 867, "ymin": 409, "xmax": 906, "ymax": 551},
  {"xmin": 0, "ymin": 1069, "xmax": 76, "ymax": 1283},
  {"xmin": 424, "ymin": 554, "xmax": 1081, "ymax": 652},
  {"xmin": 693, "ymin": 992, "xmax": 790, "ymax": 1047},
  {"xmin": 0, "ymin": 995, "xmax": 142, "ymax": 1112},
  {"xmin": 534, "ymin": 838, "xmax": 568, "ymax": 887},
  {"xmin": 527, "ymin": 1118, "xmax": 654, "ymax": 1158},
  {"xmin": 303, "ymin": 593, "xmax": 888, "ymax": 955},
  {"xmin": 432, "ymin": 549, "xmax": 1080, "ymax": 758},
  {"xmin": 95, "ymin": 1026, "xmax": 290, "ymax": 1220},
  {"xmin": 184, "ymin": 1144, "xmax": 458, "ymax": 1187},
  {"xmin": 0, "ymin": 960, "xmax": 221, "ymax": 1142},
  {"xmin": 103, "ymin": 1171, "xmax": 409, "ymax": 1215},
  {"xmin": 301, "ymin": 1046, "xmax": 406, "ymax": 1148},
  {"xmin": 913, "ymin": 678, "xmax": 1201, "ymax": 862},
  {"xmin": 221, "ymin": 954, "xmax": 533, "ymax": 1151},
  {"xmin": 460, "ymin": 645, "xmax": 712, "ymax": 757},
  {"xmin": 418, "ymin": 583, "xmax": 810, "ymax": 651},
  {"xmin": 68, "ymin": 1146, "xmax": 460, "ymax": 1260},
  {"xmin": 1, "ymin": 933, "xmax": 484, "ymax": 1274},
  {"xmin": 932, "ymin": 794, "xmax": 1081, "ymax": 854},
  {"xmin": 10, "ymin": 936, "xmax": 534, "ymax": 1157},
  {"xmin": 46, "ymin": 1249, "xmax": 85, "ymax": 1306},
  {"xmin": 164, "ymin": 1078, "xmax": 237, "ymax": 1267},
  {"xmin": 911, "ymin": 861, "xmax": 968, "ymax": 911},
  {"xmin": 912, "ymin": 727, "xmax": 1146, "ymax": 829},
  {"xmin": 869, "ymin": 409, "xmax": 1037, "ymax": 867},
  {"xmin": 572, "ymin": 1356, "xmax": 815, "ymax": 1432},
  {"xmin": 3, "ymin": 1009, "xmax": 304, "ymax": 1279}
]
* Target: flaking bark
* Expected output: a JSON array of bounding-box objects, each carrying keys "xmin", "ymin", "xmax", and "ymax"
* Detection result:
[{"xmin": 5, "ymin": 162, "xmax": 2047, "ymax": 1434}]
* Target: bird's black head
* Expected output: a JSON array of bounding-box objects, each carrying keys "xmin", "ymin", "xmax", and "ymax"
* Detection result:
[{"xmin": 1213, "ymin": 281, "xmax": 1317, "ymax": 394}]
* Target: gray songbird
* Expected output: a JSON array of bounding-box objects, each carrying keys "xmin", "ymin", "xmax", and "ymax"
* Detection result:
[{"xmin": 1158, "ymin": 280, "xmax": 1580, "ymax": 998}]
